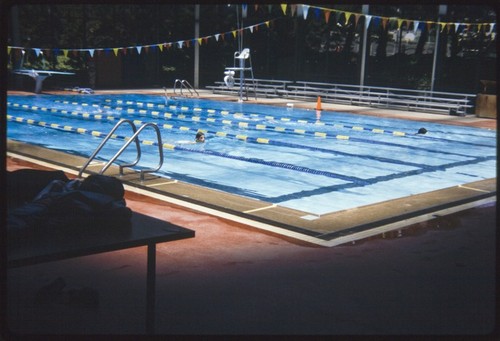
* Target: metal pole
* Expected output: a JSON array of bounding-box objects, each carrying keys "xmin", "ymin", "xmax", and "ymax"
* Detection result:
[
  {"xmin": 360, "ymin": 5, "xmax": 369, "ymax": 88},
  {"xmin": 431, "ymin": 5, "xmax": 447, "ymax": 93},
  {"xmin": 194, "ymin": 5, "xmax": 200, "ymax": 89},
  {"xmin": 237, "ymin": 5, "xmax": 243, "ymax": 102}
]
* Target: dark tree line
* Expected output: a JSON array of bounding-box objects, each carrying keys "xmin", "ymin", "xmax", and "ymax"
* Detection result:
[{"xmin": 7, "ymin": 4, "xmax": 497, "ymax": 94}]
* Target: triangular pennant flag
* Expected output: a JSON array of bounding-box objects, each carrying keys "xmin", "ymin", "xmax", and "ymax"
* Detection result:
[
  {"xmin": 440, "ymin": 22, "xmax": 446, "ymax": 32},
  {"xmin": 185, "ymin": 40, "xmax": 190, "ymax": 48},
  {"xmin": 296, "ymin": 4, "xmax": 303, "ymax": 17},
  {"xmin": 34, "ymin": 48, "xmax": 41, "ymax": 57},
  {"xmin": 215, "ymin": 34, "xmax": 220, "ymax": 41},
  {"xmin": 302, "ymin": 5, "xmax": 309, "ymax": 19},
  {"xmin": 280, "ymin": 4, "xmax": 287, "ymax": 15},
  {"xmin": 324, "ymin": 10, "xmax": 331, "ymax": 24},
  {"xmin": 249, "ymin": 25, "xmax": 254, "ymax": 33},
  {"xmin": 7, "ymin": 47, "xmax": 11, "ymax": 55},
  {"xmin": 334, "ymin": 11, "xmax": 342, "ymax": 25},
  {"xmin": 88, "ymin": 49, "xmax": 94, "ymax": 57},
  {"xmin": 365, "ymin": 15, "xmax": 372, "ymax": 30},
  {"xmin": 426, "ymin": 21, "xmax": 433, "ymax": 32},
  {"xmin": 454, "ymin": 23, "xmax": 460, "ymax": 33},
  {"xmin": 63, "ymin": 49, "xmax": 69, "ymax": 57},
  {"xmin": 265, "ymin": 21, "xmax": 270, "ymax": 28},
  {"xmin": 242, "ymin": 4, "xmax": 247, "ymax": 18},
  {"xmin": 489, "ymin": 23, "xmax": 495, "ymax": 34},
  {"xmin": 158, "ymin": 44, "xmax": 164, "ymax": 52},
  {"xmin": 122, "ymin": 48, "xmax": 127, "ymax": 55},
  {"xmin": 72, "ymin": 50, "xmax": 79, "ymax": 57},
  {"xmin": 232, "ymin": 30, "xmax": 237, "ymax": 38},
  {"xmin": 397, "ymin": 19, "xmax": 404, "ymax": 30},
  {"xmin": 413, "ymin": 20, "xmax": 420, "ymax": 33},
  {"xmin": 197, "ymin": 38, "xmax": 203, "ymax": 46},
  {"xmin": 314, "ymin": 8, "xmax": 321, "ymax": 20},
  {"xmin": 203, "ymin": 37, "xmax": 208, "ymax": 44},
  {"xmin": 136, "ymin": 46, "xmax": 142, "ymax": 54},
  {"xmin": 177, "ymin": 41, "xmax": 183, "ymax": 49},
  {"xmin": 113, "ymin": 48, "xmax": 119, "ymax": 56},
  {"xmin": 371, "ymin": 16, "xmax": 380, "ymax": 28},
  {"xmin": 291, "ymin": 4, "xmax": 297, "ymax": 17},
  {"xmin": 354, "ymin": 14, "xmax": 361, "ymax": 28},
  {"xmin": 345, "ymin": 12, "xmax": 352, "ymax": 25},
  {"xmin": 382, "ymin": 18, "xmax": 388, "ymax": 30}
]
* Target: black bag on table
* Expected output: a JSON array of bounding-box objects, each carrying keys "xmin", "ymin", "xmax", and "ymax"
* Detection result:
[{"xmin": 7, "ymin": 171, "xmax": 132, "ymax": 240}]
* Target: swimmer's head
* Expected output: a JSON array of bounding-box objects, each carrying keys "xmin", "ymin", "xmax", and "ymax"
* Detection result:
[
  {"xmin": 417, "ymin": 127, "xmax": 427, "ymax": 134},
  {"xmin": 195, "ymin": 132, "xmax": 205, "ymax": 143}
]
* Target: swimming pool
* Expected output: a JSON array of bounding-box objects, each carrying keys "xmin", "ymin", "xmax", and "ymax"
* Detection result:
[{"xmin": 7, "ymin": 94, "xmax": 497, "ymax": 216}]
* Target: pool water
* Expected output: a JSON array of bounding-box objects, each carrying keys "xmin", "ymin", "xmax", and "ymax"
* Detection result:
[{"xmin": 7, "ymin": 94, "xmax": 497, "ymax": 215}]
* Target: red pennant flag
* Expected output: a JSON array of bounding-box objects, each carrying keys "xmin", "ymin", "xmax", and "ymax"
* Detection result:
[{"xmin": 325, "ymin": 11, "xmax": 331, "ymax": 24}]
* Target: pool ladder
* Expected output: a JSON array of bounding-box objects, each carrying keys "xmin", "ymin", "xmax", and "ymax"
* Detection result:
[
  {"xmin": 172, "ymin": 79, "xmax": 199, "ymax": 97},
  {"xmin": 78, "ymin": 119, "xmax": 164, "ymax": 181}
]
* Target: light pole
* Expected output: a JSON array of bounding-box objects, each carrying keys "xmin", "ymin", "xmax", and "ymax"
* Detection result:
[
  {"xmin": 194, "ymin": 4, "xmax": 200, "ymax": 89},
  {"xmin": 431, "ymin": 5, "xmax": 447, "ymax": 92},
  {"xmin": 360, "ymin": 5, "xmax": 369, "ymax": 88}
]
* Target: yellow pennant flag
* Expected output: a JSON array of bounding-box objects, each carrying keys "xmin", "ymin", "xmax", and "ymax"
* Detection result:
[
  {"xmin": 7, "ymin": 47, "xmax": 11, "ymax": 55},
  {"xmin": 345, "ymin": 12, "xmax": 352, "ymax": 25},
  {"xmin": 113, "ymin": 48, "xmax": 119, "ymax": 56},
  {"xmin": 397, "ymin": 19, "xmax": 404, "ymax": 30},
  {"xmin": 265, "ymin": 21, "xmax": 270, "ymax": 28},
  {"xmin": 198, "ymin": 38, "xmax": 203, "ymax": 45},
  {"xmin": 63, "ymin": 49, "xmax": 69, "ymax": 57},
  {"xmin": 158, "ymin": 44, "xmax": 163, "ymax": 52},
  {"xmin": 281, "ymin": 4, "xmax": 287, "ymax": 15},
  {"xmin": 232, "ymin": 30, "xmax": 237, "ymax": 38}
]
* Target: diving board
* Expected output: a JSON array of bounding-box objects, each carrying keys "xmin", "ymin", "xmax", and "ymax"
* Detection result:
[{"xmin": 12, "ymin": 68, "xmax": 75, "ymax": 93}]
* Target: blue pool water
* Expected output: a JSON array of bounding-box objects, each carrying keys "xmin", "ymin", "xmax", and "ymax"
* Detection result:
[{"xmin": 7, "ymin": 94, "xmax": 497, "ymax": 215}]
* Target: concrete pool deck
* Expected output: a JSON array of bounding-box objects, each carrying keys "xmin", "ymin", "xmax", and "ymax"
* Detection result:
[
  {"xmin": 4, "ymin": 89, "xmax": 497, "ymax": 336},
  {"xmin": 6, "ymin": 88, "xmax": 497, "ymax": 246}
]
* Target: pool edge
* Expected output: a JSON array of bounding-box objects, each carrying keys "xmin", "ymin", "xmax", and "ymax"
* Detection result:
[{"xmin": 6, "ymin": 140, "xmax": 497, "ymax": 247}]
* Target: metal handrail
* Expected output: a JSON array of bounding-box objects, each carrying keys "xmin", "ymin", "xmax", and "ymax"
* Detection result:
[
  {"xmin": 101, "ymin": 122, "xmax": 164, "ymax": 181},
  {"xmin": 173, "ymin": 79, "xmax": 199, "ymax": 97},
  {"xmin": 78, "ymin": 119, "xmax": 140, "ymax": 178},
  {"xmin": 78, "ymin": 119, "xmax": 164, "ymax": 181}
]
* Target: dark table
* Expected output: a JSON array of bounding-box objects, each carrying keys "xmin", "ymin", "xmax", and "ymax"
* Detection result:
[{"xmin": 8, "ymin": 212, "xmax": 195, "ymax": 334}]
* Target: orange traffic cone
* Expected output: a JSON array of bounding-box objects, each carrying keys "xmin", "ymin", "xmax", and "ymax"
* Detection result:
[{"xmin": 316, "ymin": 96, "xmax": 322, "ymax": 111}]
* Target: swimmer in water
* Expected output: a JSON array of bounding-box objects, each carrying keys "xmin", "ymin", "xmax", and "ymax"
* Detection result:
[
  {"xmin": 176, "ymin": 131, "xmax": 206, "ymax": 144},
  {"xmin": 417, "ymin": 127, "xmax": 427, "ymax": 135},
  {"xmin": 195, "ymin": 131, "xmax": 205, "ymax": 143}
]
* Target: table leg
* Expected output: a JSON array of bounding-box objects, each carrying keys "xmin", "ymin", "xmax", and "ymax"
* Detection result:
[{"xmin": 146, "ymin": 243, "xmax": 156, "ymax": 334}]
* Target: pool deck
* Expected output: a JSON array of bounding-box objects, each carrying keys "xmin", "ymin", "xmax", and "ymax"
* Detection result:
[{"xmin": 6, "ymin": 89, "xmax": 497, "ymax": 246}]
